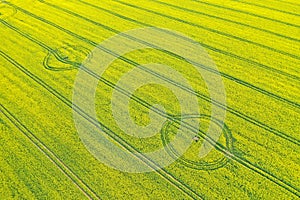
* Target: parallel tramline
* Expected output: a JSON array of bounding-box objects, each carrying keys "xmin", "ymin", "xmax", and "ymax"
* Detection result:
[
  {"xmin": 1, "ymin": 0, "xmax": 299, "ymax": 199},
  {"xmin": 2, "ymin": 4, "xmax": 300, "ymax": 145}
]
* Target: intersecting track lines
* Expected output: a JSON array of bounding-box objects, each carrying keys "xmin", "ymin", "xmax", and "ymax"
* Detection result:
[
  {"xmin": 2, "ymin": 3, "xmax": 300, "ymax": 146},
  {"xmin": 0, "ymin": 50, "xmax": 204, "ymax": 200},
  {"xmin": 13, "ymin": 0, "xmax": 300, "ymax": 109},
  {"xmin": 2, "ymin": 15, "xmax": 300, "ymax": 150},
  {"xmin": 0, "ymin": 33, "xmax": 299, "ymax": 198},
  {"xmin": 2, "ymin": 17, "xmax": 300, "ymax": 175},
  {"xmin": 0, "ymin": 104, "xmax": 101, "ymax": 200},
  {"xmin": 1, "ymin": 0, "xmax": 298, "ymax": 198},
  {"xmin": 65, "ymin": 0, "xmax": 300, "ymax": 82},
  {"xmin": 7, "ymin": 1, "xmax": 300, "ymax": 112}
]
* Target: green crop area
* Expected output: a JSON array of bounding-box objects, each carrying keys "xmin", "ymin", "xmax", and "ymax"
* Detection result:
[{"xmin": 0, "ymin": 0, "xmax": 299, "ymax": 199}]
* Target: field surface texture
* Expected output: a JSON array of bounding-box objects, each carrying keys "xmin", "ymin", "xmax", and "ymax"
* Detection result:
[{"xmin": 0, "ymin": 0, "xmax": 299, "ymax": 199}]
